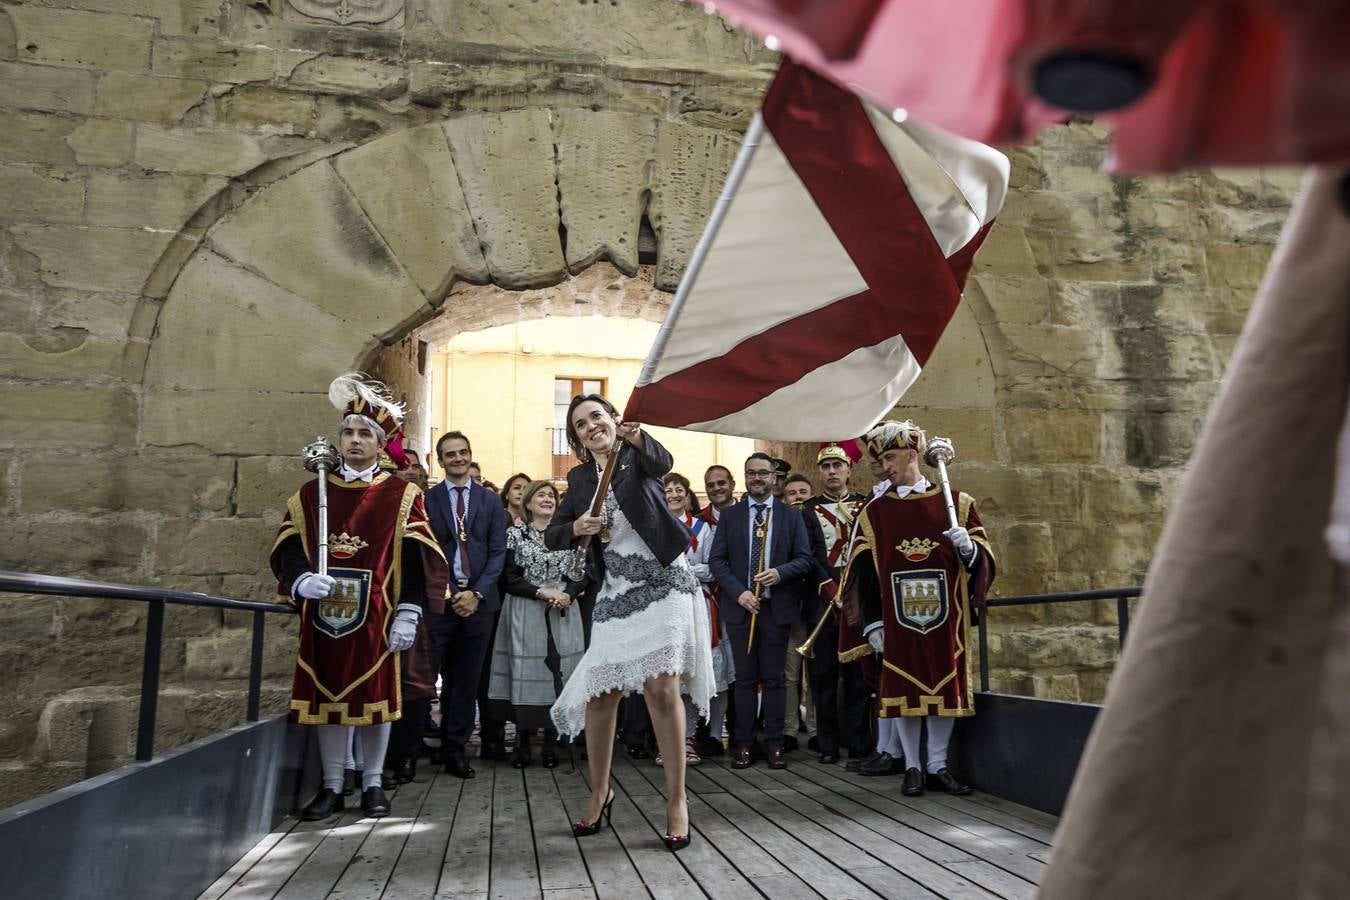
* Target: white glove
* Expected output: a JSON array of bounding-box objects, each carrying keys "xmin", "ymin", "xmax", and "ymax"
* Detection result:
[
  {"xmin": 867, "ymin": 627, "xmax": 884, "ymax": 655},
  {"xmin": 388, "ymin": 604, "xmax": 420, "ymax": 652},
  {"xmin": 294, "ymin": 573, "xmax": 335, "ymax": 600},
  {"xmin": 943, "ymin": 525, "xmax": 976, "ymax": 562}
]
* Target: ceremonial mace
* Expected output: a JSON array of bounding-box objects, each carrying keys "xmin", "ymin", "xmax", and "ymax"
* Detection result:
[
  {"xmin": 923, "ymin": 437, "xmax": 962, "ymax": 531},
  {"xmin": 565, "ymin": 449, "xmax": 621, "ymax": 582},
  {"xmin": 301, "ymin": 438, "xmax": 342, "ymax": 576}
]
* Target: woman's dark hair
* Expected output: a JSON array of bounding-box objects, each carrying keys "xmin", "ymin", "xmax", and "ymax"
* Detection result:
[
  {"xmin": 498, "ymin": 473, "xmax": 531, "ymax": 509},
  {"xmin": 662, "ymin": 472, "xmax": 702, "ymax": 514},
  {"xmin": 564, "ymin": 393, "xmax": 619, "ymax": 462}
]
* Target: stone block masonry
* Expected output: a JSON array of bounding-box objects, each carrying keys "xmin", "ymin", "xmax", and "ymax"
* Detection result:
[{"xmin": 0, "ymin": 0, "xmax": 1298, "ymax": 802}]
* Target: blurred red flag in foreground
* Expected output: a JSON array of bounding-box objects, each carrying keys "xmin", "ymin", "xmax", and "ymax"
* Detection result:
[{"xmin": 697, "ymin": 0, "xmax": 1350, "ymax": 172}]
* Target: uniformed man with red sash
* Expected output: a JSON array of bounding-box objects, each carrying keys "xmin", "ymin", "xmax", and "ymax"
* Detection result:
[
  {"xmin": 270, "ymin": 374, "xmax": 448, "ymax": 820},
  {"xmin": 839, "ymin": 420, "xmax": 995, "ymax": 796},
  {"xmin": 800, "ymin": 443, "xmax": 871, "ymax": 765}
]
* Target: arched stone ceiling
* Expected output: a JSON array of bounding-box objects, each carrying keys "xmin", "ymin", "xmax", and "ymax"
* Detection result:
[{"xmin": 139, "ymin": 111, "xmax": 742, "ymax": 455}]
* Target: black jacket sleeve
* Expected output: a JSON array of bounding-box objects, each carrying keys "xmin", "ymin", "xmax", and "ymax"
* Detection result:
[
  {"xmin": 500, "ymin": 547, "xmax": 540, "ymax": 600},
  {"xmin": 629, "ymin": 429, "xmax": 673, "ymax": 478},
  {"xmin": 399, "ymin": 540, "xmax": 426, "ymax": 610},
  {"xmin": 270, "ymin": 536, "xmax": 310, "ymax": 599},
  {"xmin": 773, "ymin": 509, "xmax": 814, "ymax": 582}
]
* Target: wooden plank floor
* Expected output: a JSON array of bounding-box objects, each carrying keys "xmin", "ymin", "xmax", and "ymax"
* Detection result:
[{"xmin": 200, "ymin": 750, "xmax": 1054, "ymax": 900}]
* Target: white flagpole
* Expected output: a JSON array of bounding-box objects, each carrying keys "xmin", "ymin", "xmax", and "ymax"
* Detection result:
[{"xmin": 631, "ymin": 113, "xmax": 766, "ymax": 392}]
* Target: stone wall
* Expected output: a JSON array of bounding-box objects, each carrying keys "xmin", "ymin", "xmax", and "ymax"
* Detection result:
[{"xmin": 0, "ymin": 0, "xmax": 1299, "ymax": 801}]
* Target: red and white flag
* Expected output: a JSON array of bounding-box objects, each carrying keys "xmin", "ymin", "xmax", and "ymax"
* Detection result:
[{"xmin": 624, "ymin": 60, "xmax": 1009, "ymax": 441}]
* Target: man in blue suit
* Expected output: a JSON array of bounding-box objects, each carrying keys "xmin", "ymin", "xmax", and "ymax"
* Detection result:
[
  {"xmin": 418, "ymin": 430, "xmax": 508, "ymax": 778},
  {"xmin": 710, "ymin": 452, "xmax": 814, "ymax": 770}
]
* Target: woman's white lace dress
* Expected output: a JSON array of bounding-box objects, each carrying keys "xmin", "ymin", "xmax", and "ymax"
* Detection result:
[{"xmin": 550, "ymin": 488, "xmax": 715, "ymax": 737}]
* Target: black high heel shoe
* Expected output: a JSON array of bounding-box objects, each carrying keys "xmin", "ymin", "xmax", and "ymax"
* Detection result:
[
  {"xmin": 663, "ymin": 831, "xmax": 691, "ymax": 852},
  {"xmin": 571, "ymin": 789, "xmax": 615, "ymax": 837}
]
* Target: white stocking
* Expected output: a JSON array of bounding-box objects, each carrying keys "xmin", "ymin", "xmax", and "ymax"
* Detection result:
[
  {"xmin": 316, "ymin": 724, "xmax": 348, "ymax": 791},
  {"xmin": 897, "ymin": 717, "xmax": 923, "ymax": 770},
  {"xmin": 925, "ymin": 716, "xmax": 954, "ymax": 773},
  {"xmin": 359, "ymin": 723, "xmax": 391, "ymax": 789}
]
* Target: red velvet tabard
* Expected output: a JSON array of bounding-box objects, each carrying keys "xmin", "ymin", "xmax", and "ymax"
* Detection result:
[
  {"xmin": 273, "ymin": 473, "xmax": 442, "ymax": 725},
  {"xmin": 840, "ymin": 486, "xmax": 994, "ymax": 718}
]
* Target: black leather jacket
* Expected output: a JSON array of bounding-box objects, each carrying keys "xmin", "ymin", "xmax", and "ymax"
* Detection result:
[{"xmin": 545, "ymin": 431, "xmax": 691, "ymax": 579}]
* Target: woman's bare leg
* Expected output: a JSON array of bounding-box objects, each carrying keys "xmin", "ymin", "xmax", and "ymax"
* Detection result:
[
  {"xmin": 644, "ymin": 673, "xmax": 688, "ymax": 836},
  {"xmin": 582, "ymin": 690, "xmax": 622, "ymax": 822}
]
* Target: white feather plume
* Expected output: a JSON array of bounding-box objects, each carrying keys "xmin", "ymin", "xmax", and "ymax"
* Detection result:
[
  {"xmin": 864, "ymin": 419, "xmax": 926, "ymax": 457},
  {"xmin": 327, "ymin": 372, "xmax": 405, "ymax": 423}
]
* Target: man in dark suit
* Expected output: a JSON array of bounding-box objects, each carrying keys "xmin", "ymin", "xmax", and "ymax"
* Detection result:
[
  {"xmin": 710, "ymin": 452, "xmax": 813, "ymax": 770},
  {"xmin": 417, "ymin": 430, "xmax": 508, "ymax": 778}
]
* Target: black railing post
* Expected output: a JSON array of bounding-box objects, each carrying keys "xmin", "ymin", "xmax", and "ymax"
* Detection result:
[
  {"xmin": 1116, "ymin": 593, "xmax": 1131, "ymax": 650},
  {"xmin": 135, "ymin": 599, "xmax": 165, "ymax": 762},
  {"xmin": 247, "ymin": 609, "xmax": 265, "ymax": 722},
  {"xmin": 978, "ymin": 607, "xmax": 990, "ymax": 692}
]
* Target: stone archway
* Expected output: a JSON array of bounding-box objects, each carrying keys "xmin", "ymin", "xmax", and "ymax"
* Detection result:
[{"xmin": 137, "ymin": 112, "xmax": 740, "ymax": 459}]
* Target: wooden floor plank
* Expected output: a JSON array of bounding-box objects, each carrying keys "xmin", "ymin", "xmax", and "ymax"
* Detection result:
[
  {"xmin": 525, "ymin": 765, "xmax": 594, "ymax": 892},
  {"xmin": 729, "ymin": 764, "xmax": 1000, "ymax": 900},
  {"xmin": 206, "ymin": 738, "xmax": 1057, "ymax": 900},
  {"xmin": 382, "ymin": 775, "xmax": 463, "ymax": 899},
  {"xmin": 324, "ymin": 777, "xmax": 434, "ymax": 900},
  {"xmin": 789, "ymin": 762, "xmax": 1046, "ymax": 886},
  {"xmin": 697, "ymin": 783, "xmax": 885, "ymax": 900},
  {"xmin": 222, "ymin": 814, "xmax": 355, "ymax": 900},
  {"xmin": 489, "ymin": 766, "xmax": 542, "ymax": 900},
  {"xmin": 199, "ymin": 824, "xmax": 294, "ymax": 900},
  {"xmin": 801, "ymin": 759, "xmax": 1054, "ymax": 861},
  {"xmin": 437, "ymin": 766, "xmax": 495, "ymax": 899},
  {"xmin": 925, "ymin": 793, "xmax": 1059, "ymax": 845}
]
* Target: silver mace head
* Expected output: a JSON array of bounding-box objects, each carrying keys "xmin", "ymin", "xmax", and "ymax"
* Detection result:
[
  {"xmin": 923, "ymin": 436, "xmax": 956, "ymax": 468},
  {"xmin": 301, "ymin": 437, "xmax": 342, "ymax": 473}
]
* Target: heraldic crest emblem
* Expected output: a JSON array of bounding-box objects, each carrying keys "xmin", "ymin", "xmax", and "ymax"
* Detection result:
[
  {"xmin": 891, "ymin": 569, "xmax": 949, "ymax": 634},
  {"xmin": 314, "ymin": 567, "xmax": 372, "ymax": 638}
]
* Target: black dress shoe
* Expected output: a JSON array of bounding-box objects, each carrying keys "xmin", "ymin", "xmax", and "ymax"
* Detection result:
[
  {"xmin": 301, "ymin": 788, "xmax": 344, "ymax": 821},
  {"xmin": 510, "ymin": 745, "xmax": 532, "ymax": 769},
  {"xmin": 732, "ymin": 747, "xmax": 752, "ymax": 769},
  {"xmin": 860, "ymin": 751, "xmax": 903, "ymax": 776},
  {"xmin": 932, "ymin": 767, "xmax": 973, "ymax": 796},
  {"xmin": 782, "ymin": 735, "xmax": 799, "ymax": 752},
  {"xmin": 381, "ymin": 773, "xmax": 398, "ymax": 791},
  {"xmin": 847, "ymin": 750, "xmax": 882, "ymax": 773},
  {"xmin": 818, "ymin": 752, "xmax": 840, "ymax": 764},
  {"xmin": 627, "ymin": 746, "xmax": 651, "ymax": 760},
  {"xmin": 361, "ymin": 786, "xmax": 391, "ymax": 818},
  {"xmin": 767, "ymin": 748, "xmax": 787, "ymax": 770},
  {"xmin": 393, "ymin": 755, "xmax": 417, "ymax": 784},
  {"xmin": 341, "ymin": 768, "xmax": 356, "ymax": 796},
  {"xmin": 901, "ymin": 767, "xmax": 925, "ymax": 796},
  {"xmin": 807, "ymin": 736, "xmax": 820, "ymax": 752},
  {"xmin": 444, "ymin": 753, "xmax": 476, "ymax": 779}
]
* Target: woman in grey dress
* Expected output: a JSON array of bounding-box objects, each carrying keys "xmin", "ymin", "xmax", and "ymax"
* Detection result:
[
  {"xmin": 486, "ymin": 480, "xmax": 586, "ymax": 769},
  {"xmin": 548, "ymin": 395, "xmax": 713, "ymax": 852}
]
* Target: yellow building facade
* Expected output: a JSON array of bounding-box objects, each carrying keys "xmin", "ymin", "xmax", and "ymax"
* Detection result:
[{"xmin": 426, "ymin": 317, "xmax": 756, "ymax": 498}]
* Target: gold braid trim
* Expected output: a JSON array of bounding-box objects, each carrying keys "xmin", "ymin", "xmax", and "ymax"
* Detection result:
[{"xmin": 290, "ymin": 699, "xmax": 403, "ymax": 726}]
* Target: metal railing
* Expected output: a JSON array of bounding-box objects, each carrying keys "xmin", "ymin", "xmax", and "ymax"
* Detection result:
[
  {"xmin": 0, "ymin": 571, "xmax": 297, "ymax": 762},
  {"xmin": 977, "ymin": 586, "xmax": 1142, "ymax": 693}
]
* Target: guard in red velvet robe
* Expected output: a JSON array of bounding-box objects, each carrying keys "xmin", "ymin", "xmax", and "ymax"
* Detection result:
[
  {"xmin": 839, "ymin": 420, "xmax": 995, "ymax": 797},
  {"xmin": 272, "ymin": 471, "xmax": 445, "ymax": 726},
  {"xmin": 269, "ymin": 374, "xmax": 448, "ymax": 821}
]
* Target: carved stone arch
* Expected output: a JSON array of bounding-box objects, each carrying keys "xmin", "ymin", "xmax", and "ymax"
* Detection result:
[{"xmin": 137, "ymin": 110, "xmax": 737, "ymax": 458}]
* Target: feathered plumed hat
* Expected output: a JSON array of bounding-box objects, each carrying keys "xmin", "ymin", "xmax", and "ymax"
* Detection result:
[
  {"xmin": 328, "ymin": 373, "xmax": 411, "ymax": 467},
  {"xmin": 863, "ymin": 420, "xmax": 926, "ymax": 459}
]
